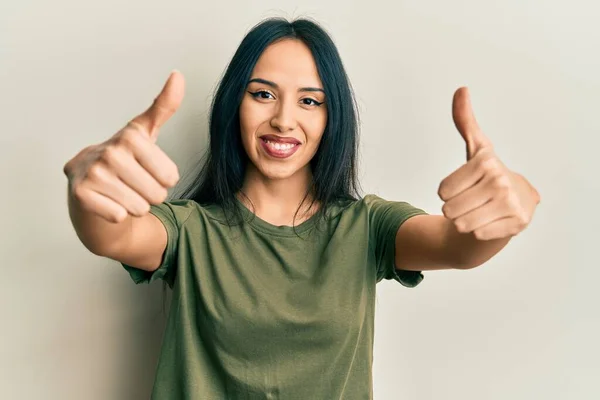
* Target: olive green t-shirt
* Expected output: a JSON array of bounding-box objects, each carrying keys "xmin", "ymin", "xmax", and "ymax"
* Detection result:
[{"xmin": 122, "ymin": 194, "xmax": 427, "ymax": 399}]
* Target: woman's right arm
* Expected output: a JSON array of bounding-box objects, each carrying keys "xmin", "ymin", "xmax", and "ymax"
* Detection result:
[
  {"xmin": 66, "ymin": 192, "xmax": 168, "ymax": 271},
  {"xmin": 63, "ymin": 71, "xmax": 185, "ymax": 271}
]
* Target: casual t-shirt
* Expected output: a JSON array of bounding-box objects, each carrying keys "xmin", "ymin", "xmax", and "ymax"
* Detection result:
[{"xmin": 122, "ymin": 194, "xmax": 428, "ymax": 400}]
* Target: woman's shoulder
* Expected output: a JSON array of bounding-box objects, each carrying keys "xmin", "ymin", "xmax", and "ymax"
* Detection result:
[
  {"xmin": 358, "ymin": 193, "xmax": 418, "ymax": 207},
  {"xmin": 157, "ymin": 198, "xmax": 200, "ymax": 213},
  {"xmin": 327, "ymin": 194, "xmax": 380, "ymax": 217},
  {"xmin": 331, "ymin": 194, "xmax": 423, "ymax": 217},
  {"xmin": 332, "ymin": 194, "xmax": 389, "ymax": 210},
  {"xmin": 151, "ymin": 199, "xmax": 210, "ymax": 227},
  {"xmin": 160, "ymin": 199, "xmax": 247, "ymax": 226}
]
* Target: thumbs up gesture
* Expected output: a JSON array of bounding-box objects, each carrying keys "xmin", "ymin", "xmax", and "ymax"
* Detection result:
[
  {"xmin": 63, "ymin": 71, "xmax": 185, "ymax": 223},
  {"xmin": 438, "ymin": 87, "xmax": 540, "ymax": 241}
]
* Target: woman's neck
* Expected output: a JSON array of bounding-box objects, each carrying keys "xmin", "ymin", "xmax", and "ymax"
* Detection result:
[{"xmin": 238, "ymin": 165, "xmax": 318, "ymax": 226}]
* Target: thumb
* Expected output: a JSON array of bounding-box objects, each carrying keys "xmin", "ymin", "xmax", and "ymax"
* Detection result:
[
  {"xmin": 452, "ymin": 86, "xmax": 491, "ymax": 160},
  {"xmin": 129, "ymin": 70, "xmax": 185, "ymax": 142}
]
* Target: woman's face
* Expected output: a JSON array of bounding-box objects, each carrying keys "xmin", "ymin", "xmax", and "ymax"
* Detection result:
[{"xmin": 239, "ymin": 39, "xmax": 328, "ymax": 181}]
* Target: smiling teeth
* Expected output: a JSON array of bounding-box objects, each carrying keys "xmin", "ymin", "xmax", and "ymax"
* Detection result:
[{"xmin": 265, "ymin": 140, "xmax": 296, "ymax": 150}]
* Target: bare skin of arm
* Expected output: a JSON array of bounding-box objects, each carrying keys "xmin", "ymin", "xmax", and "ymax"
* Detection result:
[
  {"xmin": 395, "ymin": 214, "xmax": 511, "ymax": 271},
  {"xmin": 67, "ymin": 191, "xmax": 167, "ymax": 271}
]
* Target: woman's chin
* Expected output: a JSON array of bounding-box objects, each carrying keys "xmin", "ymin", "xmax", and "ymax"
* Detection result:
[
  {"xmin": 259, "ymin": 166, "xmax": 298, "ymax": 181},
  {"xmin": 245, "ymin": 151, "xmax": 312, "ymax": 182},
  {"xmin": 253, "ymin": 161, "xmax": 307, "ymax": 181}
]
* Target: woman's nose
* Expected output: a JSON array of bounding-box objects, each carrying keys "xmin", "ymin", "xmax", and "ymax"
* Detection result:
[{"xmin": 270, "ymin": 101, "xmax": 298, "ymax": 132}]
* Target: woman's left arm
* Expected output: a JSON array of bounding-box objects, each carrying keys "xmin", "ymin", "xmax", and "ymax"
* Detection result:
[{"xmin": 395, "ymin": 88, "xmax": 541, "ymax": 271}]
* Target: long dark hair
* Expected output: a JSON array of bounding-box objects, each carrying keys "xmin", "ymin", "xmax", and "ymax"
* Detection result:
[{"xmin": 174, "ymin": 17, "xmax": 361, "ymax": 224}]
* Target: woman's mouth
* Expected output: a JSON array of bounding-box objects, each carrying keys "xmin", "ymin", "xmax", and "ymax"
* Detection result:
[{"xmin": 259, "ymin": 136, "xmax": 301, "ymax": 159}]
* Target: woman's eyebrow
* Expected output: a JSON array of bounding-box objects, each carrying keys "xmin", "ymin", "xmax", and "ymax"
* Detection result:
[{"xmin": 248, "ymin": 78, "xmax": 325, "ymax": 94}]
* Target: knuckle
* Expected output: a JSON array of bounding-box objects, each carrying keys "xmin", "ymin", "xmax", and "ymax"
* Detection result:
[
  {"xmin": 100, "ymin": 145, "xmax": 120, "ymax": 164},
  {"xmin": 63, "ymin": 160, "xmax": 73, "ymax": 177},
  {"xmin": 130, "ymin": 198, "xmax": 151, "ymax": 216},
  {"xmin": 115, "ymin": 129, "xmax": 140, "ymax": 148},
  {"xmin": 507, "ymin": 193, "xmax": 521, "ymax": 209},
  {"xmin": 510, "ymin": 222, "xmax": 522, "ymax": 236},
  {"xmin": 111, "ymin": 209, "xmax": 128, "ymax": 223},
  {"xmin": 167, "ymin": 178, "xmax": 178, "ymax": 188},
  {"xmin": 72, "ymin": 185, "xmax": 87, "ymax": 202},
  {"xmin": 171, "ymin": 165, "xmax": 180, "ymax": 184},
  {"xmin": 140, "ymin": 201, "xmax": 152, "ymax": 214},
  {"xmin": 150, "ymin": 187, "xmax": 168, "ymax": 204},
  {"xmin": 454, "ymin": 219, "xmax": 468, "ymax": 233},
  {"xmin": 441, "ymin": 203, "xmax": 452, "ymax": 218},
  {"xmin": 492, "ymin": 174, "xmax": 511, "ymax": 192},
  {"xmin": 122, "ymin": 195, "xmax": 148, "ymax": 218},
  {"xmin": 121, "ymin": 131, "xmax": 137, "ymax": 147},
  {"xmin": 473, "ymin": 229, "xmax": 486, "ymax": 241},
  {"xmin": 518, "ymin": 211, "xmax": 530, "ymax": 226},
  {"xmin": 437, "ymin": 182, "xmax": 447, "ymax": 200},
  {"xmin": 87, "ymin": 163, "xmax": 104, "ymax": 180},
  {"xmin": 167, "ymin": 172, "xmax": 180, "ymax": 187},
  {"xmin": 161, "ymin": 162, "xmax": 180, "ymax": 187},
  {"xmin": 129, "ymin": 207, "xmax": 146, "ymax": 218},
  {"xmin": 513, "ymin": 224, "xmax": 522, "ymax": 235},
  {"xmin": 478, "ymin": 156, "xmax": 498, "ymax": 174}
]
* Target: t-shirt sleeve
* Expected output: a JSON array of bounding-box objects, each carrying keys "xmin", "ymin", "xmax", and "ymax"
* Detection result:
[
  {"xmin": 121, "ymin": 200, "xmax": 192, "ymax": 288},
  {"xmin": 366, "ymin": 194, "xmax": 429, "ymax": 288}
]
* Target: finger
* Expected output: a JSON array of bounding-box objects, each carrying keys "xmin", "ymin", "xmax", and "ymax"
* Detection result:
[
  {"xmin": 76, "ymin": 187, "xmax": 128, "ymax": 223},
  {"xmin": 110, "ymin": 151, "xmax": 170, "ymax": 204},
  {"xmin": 88, "ymin": 171, "xmax": 151, "ymax": 217},
  {"xmin": 441, "ymin": 178, "xmax": 494, "ymax": 220},
  {"xmin": 454, "ymin": 198, "xmax": 511, "ymax": 234},
  {"xmin": 130, "ymin": 138, "xmax": 180, "ymax": 188},
  {"xmin": 438, "ymin": 150, "xmax": 492, "ymax": 201},
  {"xmin": 115, "ymin": 127, "xmax": 179, "ymax": 188},
  {"xmin": 473, "ymin": 216, "xmax": 522, "ymax": 241},
  {"xmin": 438, "ymin": 162, "xmax": 483, "ymax": 202},
  {"xmin": 129, "ymin": 70, "xmax": 185, "ymax": 141},
  {"xmin": 452, "ymin": 87, "xmax": 491, "ymax": 160},
  {"xmin": 438, "ymin": 147, "xmax": 497, "ymax": 201}
]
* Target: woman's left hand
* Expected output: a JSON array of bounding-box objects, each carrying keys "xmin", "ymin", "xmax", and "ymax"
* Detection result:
[{"xmin": 437, "ymin": 87, "xmax": 540, "ymax": 241}]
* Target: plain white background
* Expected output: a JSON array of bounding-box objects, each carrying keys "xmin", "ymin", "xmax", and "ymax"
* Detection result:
[{"xmin": 1, "ymin": 1, "xmax": 597, "ymax": 399}]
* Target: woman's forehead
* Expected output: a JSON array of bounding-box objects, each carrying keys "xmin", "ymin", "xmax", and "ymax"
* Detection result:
[{"xmin": 250, "ymin": 39, "xmax": 323, "ymax": 88}]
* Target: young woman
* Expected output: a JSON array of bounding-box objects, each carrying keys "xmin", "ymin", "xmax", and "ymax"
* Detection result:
[{"xmin": 63, "ymin": 17, "xmax": 540, "ymax": 400}]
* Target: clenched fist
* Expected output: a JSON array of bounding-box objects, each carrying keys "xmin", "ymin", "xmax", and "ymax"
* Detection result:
[
  {"xmin": 438, "ymin": 87, "xmax": 540, "ymax": 241},
  {"xmin": 63, "ymin": 71, "xmax": 185, "ymax": 223}
]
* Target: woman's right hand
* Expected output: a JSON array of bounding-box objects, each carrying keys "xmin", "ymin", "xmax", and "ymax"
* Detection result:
[{"xmin": 63, "ymin": 71, "xmax": 185, "ymax": 223}]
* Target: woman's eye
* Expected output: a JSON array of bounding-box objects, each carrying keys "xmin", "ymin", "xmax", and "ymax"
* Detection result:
[
  {"xmin": 250, "ymin": 90, "xmax": 274, "ymax": 99},
  {"xmin": 302, "ymin": 98, "xmax": 323, "ymax": 107}
]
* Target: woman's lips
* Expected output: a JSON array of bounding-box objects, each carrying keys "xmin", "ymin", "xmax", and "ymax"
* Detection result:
[
  {"xmin": 259, "ymin": 134, "xmax": 301, "ymax": 145},
  {"xmin": 259, "ymin": 137, "xmax": 301, "ymax": 159}
]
